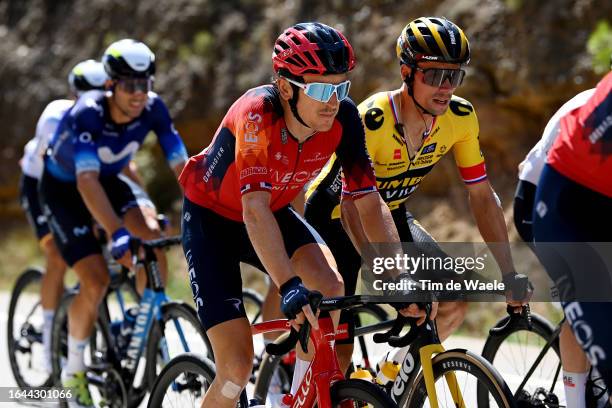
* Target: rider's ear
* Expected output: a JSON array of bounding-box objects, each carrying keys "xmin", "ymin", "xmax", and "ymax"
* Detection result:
[
  {"xmin": 277, "ymin": 77, "xmax": 294, "ymax": 101},
  {"xmin": 400, "ymin": 64, "xmax": 411, "ymax": 82}
]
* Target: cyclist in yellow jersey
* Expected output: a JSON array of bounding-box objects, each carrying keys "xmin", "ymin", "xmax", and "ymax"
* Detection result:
[{"xmin": 305, "ymin": 17, "xmax": 532, "ymax": 371}]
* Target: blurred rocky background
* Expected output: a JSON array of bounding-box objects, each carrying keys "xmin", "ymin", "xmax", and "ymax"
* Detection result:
[{"xmin": 0, "ymin": 0, "xmax": 611, "ymax": 307}]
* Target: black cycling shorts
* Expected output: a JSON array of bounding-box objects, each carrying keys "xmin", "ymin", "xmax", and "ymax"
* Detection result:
[
  {"xmin": 182, "ymin": 197, "xmax": 322, "ymax": 331},
  {"xmin": 19, "ymin": 174, "xmax": 50, "ymax": 240},
  {"xmin": 533, "ymin": 164, "xmax": 612, "ymax": 390},
  {"xmin": 39, "ymin": 170, "xmax": 154, "ymax": 267}
]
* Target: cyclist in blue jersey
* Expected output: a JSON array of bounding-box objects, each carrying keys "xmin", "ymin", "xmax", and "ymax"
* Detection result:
[
  {"xmin": 19, "ymin": 60, "xmax": 108, "ymax": 373},
  {"xmin": 39, "ymin": 39, "xmax": 188, "ymax": 407}
]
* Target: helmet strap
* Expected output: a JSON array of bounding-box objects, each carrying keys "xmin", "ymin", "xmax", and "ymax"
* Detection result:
[
  {"xmin": 404, "ymin": 64, "xmax": 438, "ymax": 117},
  {"xmin": 288, "ymin": 83, "xmax": 312, "ymax": 129}
]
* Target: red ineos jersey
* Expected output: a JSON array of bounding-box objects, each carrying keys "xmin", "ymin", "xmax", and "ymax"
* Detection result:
[
  {"xmin": 180, "ymin": 85, "xmax": 377, "ymax": 221},
  {"xmin": 548, "ymin": 72, "xmax": 612, "ymax": 197}
]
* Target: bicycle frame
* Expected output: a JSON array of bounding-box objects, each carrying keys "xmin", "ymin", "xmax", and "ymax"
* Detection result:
[
  {"xmin": 252, "ymin": 317, "xmax": 344, "ymax": 408},
  {"xmin": 92, "ymin": 238, "xmax": 192, "ymax": 394}
]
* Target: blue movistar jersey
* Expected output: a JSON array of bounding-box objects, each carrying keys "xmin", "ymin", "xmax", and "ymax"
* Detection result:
[{"xmin": 46, "ymin": 90, "xmax": 188, "ymax": 181}]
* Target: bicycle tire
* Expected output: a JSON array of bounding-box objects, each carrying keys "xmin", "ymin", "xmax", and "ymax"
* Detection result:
[
  {"xmin": 7, "ymin": 267, "xmax": 53, "ymax": 388},
  {"xmin": 328, "ymin": 379, "xmax": 397, "ymax": 407},
  {"xmin": 49, "ymin": 292, "xmax": 106, "ymax": 381},
  {"xmin": 144, "ymin": 302, "xmax": 212, "ymax": 389},
  {"xmin": 242, "ymin": 288, "xmax": 264, "ymax": 324},
  {"xmin": 147, "ymin": 353, "xmax": 248, "ymax": 408},
  {"xmin": 253, "ymin": 332, "xmax": 293, "ymax": 403},
  {"xmin": 477, "ymin": 313, "xmax": 560, "ymax": 408},
  {"xmin": 404, "ymin": 349, "xmax": 516, "ymax": 408},
  {"xmin": 352, "ymin": 304, "xmax": 389, "ymax": 371}
]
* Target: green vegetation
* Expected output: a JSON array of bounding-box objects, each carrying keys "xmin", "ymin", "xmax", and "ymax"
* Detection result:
[
  {"xmin": 504, "ymin": 0, "xmax": 523, "ymax": 12},
  {"xmin": 588, "ymin": 20, "xmax": 612, "ymax": 74}
]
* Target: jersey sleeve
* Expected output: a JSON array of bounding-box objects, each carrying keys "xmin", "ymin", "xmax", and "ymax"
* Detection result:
[
  {"xmin": 449, "ymin": 98, "xmax": 487, "ymax": 184},
  {"xmin": 335, "ymin": 98, "xmax": 377, "ymax": 197},
  {"xmin": 34, "ymin": 114, "xmax": 62, "ymax": 158},
  {"xmin": 150, "ymin": 97, "xmax": 189, "ymax": 168},
  {"xmin": 233, "ymin": 95, "xmax": 273, "ymax": 195},
  {"xmin": 71, "ymin": 104, "xmax": 103, "ymax": 175}
]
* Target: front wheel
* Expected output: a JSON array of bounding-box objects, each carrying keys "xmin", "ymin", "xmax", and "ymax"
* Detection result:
[
  {"xmin": 329, "ymin": 379, "xmax": 397, "ymax": 407},
  {"xmin": 145, "ymin": 302, "xmax": 212, "ymax": 389},
  {"xmin": 147, "ymin": 353, "xmax": 248, "ymax": 408},
  {"xmin": 404, "ymin": 349, "xmax": 516, "ymax": 408},
  {"xmin": 478, "ymin": 313, "xmax": 561, "ymax": 408}
]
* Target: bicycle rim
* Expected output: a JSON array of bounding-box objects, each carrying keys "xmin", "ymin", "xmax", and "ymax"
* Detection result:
[
  {"xmin": 148, "ymin": 354, "xmax": 216, "ymax": 408},
  {"xmin": 145, "ymin": 302, "xmax": 212, "ymax": 389},
  {"xmin": 327, "ymin": 379, "xmax": 396, "ymax": 407},
  {"xmin": 8, "ymin": 267, "xmax": 52, "ymax": 387},
  {"xmin": 406, "ymin": 350, "xmax": 516, "ymax": 408}
]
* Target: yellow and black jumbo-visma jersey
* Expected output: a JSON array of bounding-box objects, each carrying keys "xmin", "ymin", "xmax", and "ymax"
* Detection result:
[{"xmin": 306, "ymin": 91, "xmax": 487, "ymax": 220}]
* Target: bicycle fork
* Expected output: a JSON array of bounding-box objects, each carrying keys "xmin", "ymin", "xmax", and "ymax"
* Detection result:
[{"xmin": 420, "ymin": 344, "xmax": 466, "ymax": 408}]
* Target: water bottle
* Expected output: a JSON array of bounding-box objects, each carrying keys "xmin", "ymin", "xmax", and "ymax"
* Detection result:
[
  {"xmin": 375, "ymin": 360, "xmax": 400, "ymax": 388},
  {"xmin": 350, "ymin": 365, "xmax": 374, "ymax": 382},
  {"xmin": 116, "ymin": 307, "xmax": 138, "ymax": 356}
]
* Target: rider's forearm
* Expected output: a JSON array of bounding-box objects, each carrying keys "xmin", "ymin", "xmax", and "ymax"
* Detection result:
[
  {"xmin": 351, "ymin": 193, "xmax": 405, "ymax": 280},
  {"xmin": 243, "ymin": 193, "xmax": 294, "ymax": 287},
  {"xmin": 340, "ymin": 198, "xmax": 369, "ymax": 254},
  {"xmin": 469, "ymin": 186, "xmax": 515, "ymax": 275},
  {"xmin": 77, "ymin": 171, "xmax": 123, "ymax": 236},
  {"xmin": 353, "ymin": 193, "xmax": 401, "ymax": 243},
  {"xmin": 121, "ymin": 161, "xmax": 144, "ymax": 186}
]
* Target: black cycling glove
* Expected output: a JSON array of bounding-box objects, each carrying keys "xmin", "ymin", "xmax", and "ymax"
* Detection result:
[
  {"xmin": 279, "ymin": 276, "xmax": 313, "ymax": 320},
  {"xmin": 502, "ymin": 272, "xmax": 534, "ymax": 301}
]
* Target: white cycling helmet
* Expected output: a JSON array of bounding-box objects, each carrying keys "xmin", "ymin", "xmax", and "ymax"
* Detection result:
[
  {"xmin": 102, "ymin": 39, "xmax": 155, "ymax": 79},
  {"xmin": 68, "ymin": 59, "xmax": 109, "ymax": 95}
]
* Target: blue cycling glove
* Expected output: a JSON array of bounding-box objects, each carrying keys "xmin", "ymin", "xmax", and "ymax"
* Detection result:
[
  {"xmin": 110, "ymin": 227, "xmax": 131, "ymax": 260},
  {"xmin": 279, "ymin": 276, "xmax": 313, "ymax": 320}
]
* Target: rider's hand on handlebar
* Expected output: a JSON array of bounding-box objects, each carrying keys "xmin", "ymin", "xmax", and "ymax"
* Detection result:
[
  {"xmin": 110, "ymin": 227, "xmax": 133, "ymax": 268},
  {"xmin": 279, "ymin": 276, "xmax": 319, "ymax": 330},
  {"xmin": 398, "ymin": 301, "xmax": 438, "ymax": 325},
  {"xmin": 386, "ymin": 273, "xmax": 437, "ymax": 325},
  {"xmin": 503, "ymin": 272, "xmax": 533, "ymax": 313}
]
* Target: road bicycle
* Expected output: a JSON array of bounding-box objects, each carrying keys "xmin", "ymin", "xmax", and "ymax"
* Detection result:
[
  {"xmin": 255, "ymin": 296, "xmax": 517, "ymax": 408},
  {"xmin": 50, "ymin": 236, "xmax": 211, "ymax": 407},
  {"xmin": 147, "ymin": 294, "xmax": 400, "ymax": 407}
]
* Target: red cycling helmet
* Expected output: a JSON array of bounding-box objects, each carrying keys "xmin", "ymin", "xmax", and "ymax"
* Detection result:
[{"xmin": 273, "ymin": 22, "xmax": 356, "ymax": 76}]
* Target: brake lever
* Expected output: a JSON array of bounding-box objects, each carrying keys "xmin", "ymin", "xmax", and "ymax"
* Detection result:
[
  {"xmin": 489, "ymin": 304, "xmax": 532, "ymax": 336},
  {"xmin": 299, "ymin": 292, "xmax": 323, "ymax": 353}
]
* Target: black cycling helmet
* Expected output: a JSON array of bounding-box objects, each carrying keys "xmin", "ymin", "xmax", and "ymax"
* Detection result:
[
  {"xmin": 397, "ymin": 17, "xmax": 470, "ymax": 66},
  {"xmin": 273, "ymin": 22, "xmax": 356, "ymax": 77},
  {"xmin": 68, "ymin": 59, "xmax": 108, "ymax": 94},
  {"xmin": 102, "ymin": 39, "xmax": 155, "ymax": 79}
]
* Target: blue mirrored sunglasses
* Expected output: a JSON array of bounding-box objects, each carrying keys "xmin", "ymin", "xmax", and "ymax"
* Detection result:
[{"xmin": 282, "ymin": 77, "xmax": 351, "ymax": 103}]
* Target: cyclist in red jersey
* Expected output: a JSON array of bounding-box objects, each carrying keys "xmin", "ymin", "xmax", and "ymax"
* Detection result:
[
  {"xmin": 180, "ymin": 22, "xmax": 423, "ymax": 407},
  {"xmin": 534, "ymin": 70, "xmax": 612, "ymax": 396}
]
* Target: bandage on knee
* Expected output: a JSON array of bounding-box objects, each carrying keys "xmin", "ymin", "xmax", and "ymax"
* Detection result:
[{"xmin": 220, "ymin": 380, "xmax": 242, "ymax": 399}]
